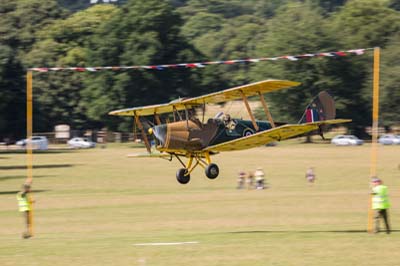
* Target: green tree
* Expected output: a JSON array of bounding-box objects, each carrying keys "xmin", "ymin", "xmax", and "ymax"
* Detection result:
[
  {"xmin": 177, "ymin": 0, "xmax": 257, "ymax": 19},
  {"xmin": 58, "ymin": 0, "xmax": 127, "ymax": 11},
  {"xmin": 0, "ymin": 45, "xmax": 25, "ymax": 140},
  {"xmin": 330, "ymin": 0, "xmax": 400, "ymax": 131},
  {"xmin": 83, "ymin": 0, "xmax": 205, "ymax": 131},
  {"xmin": 192, "ymin": 15, "xmax": 267, "ymax": 86},
  {"xmin": 330, "ymin": 0, "xmax": 400, "ymax": 48},
  {"xmin": 314, "ymin": 0, "xmax": 346, "ymax": 13},
  {"xmin": 181, "ymin": 12, "xmax": 224, "ymax": 39},
  {"xmin": 24, "ymin": 5, "xmax": 118, "ymax": 131},
  {"xmin": 0, "ymin": 0, "xmax": 66, "ymax": 139},
  {"xmin": 250, "ymin": 2, "xmax": 339, "ymax": 123},
  {"xmin": 389, "ymin": 0, "xmax": 400, "ymax": 10},
  {"xmin": 376, "ymin": 34, "xmax": 400, "ymax": 126}
]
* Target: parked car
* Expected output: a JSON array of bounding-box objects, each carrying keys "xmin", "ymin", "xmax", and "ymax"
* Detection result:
[
  {"xmin": 378, "ymin": 134, "xmax": 400, "ymax": 145},
  {"xmin": 331, "ymin": 135, "xmax": 364, "ymax": 146},
  {"xmin": 67, "ymin": 137, "xmax": 96, "ymax": 148},
  {"xmin": 16, "ymin": 136, "xmax": 49, "ymax": 150}
]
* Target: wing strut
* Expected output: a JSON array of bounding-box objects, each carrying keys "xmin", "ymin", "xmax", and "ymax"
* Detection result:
[
  {"xmin": 154, "ymin": 112, "xmax": 161, "ymax": 125},
  {"xmin": 240, "ymin": 90, "xmax": 259, "ymax": 131},
  {"xmin": 134, "ymin": 111, "xmax": 151, "ymax": 153},
  {"xmin": 257, "ymin": 91, "xmax": 276, "ymax": 128},
  {"xmin": 201, "ymin": 102, "xmax": 206, "ymax": 123},
  {"xmin": 185, "ymin": 106, "xmax": 189, "ymax": 129}
]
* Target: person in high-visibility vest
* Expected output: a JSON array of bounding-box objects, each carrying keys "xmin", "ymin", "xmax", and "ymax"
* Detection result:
[
  {"xmin": 371, "ymin": 177, "xmax": 390, "ymax": 234},
  {"xmin": 16, "ymin": 183, "xmax": 33, "ymax": 238}
]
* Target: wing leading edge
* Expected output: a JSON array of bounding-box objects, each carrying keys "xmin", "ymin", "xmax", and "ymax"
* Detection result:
[
  {"xmin": 108, "ymin": 102, "xmax": 192, "ymax": 117},
  {"xmin": 180, "ymin": 79, "xmax": 300, "ymax": 105},
  {"xmin": 203, "ymin": 119, "xmax": 352, "ymax": 152},
  {"xmin": 108, "ymin": 79, "xmax": 300, "ymax": 117}
]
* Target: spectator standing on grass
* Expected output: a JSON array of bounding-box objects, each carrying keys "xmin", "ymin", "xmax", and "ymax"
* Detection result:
[
  {"xmin": 371, "ymin": 177, "xmax": 391, "ymax": 234},
  {"xmin": 254, "ymin": 167, "xmax": 265, "ymax": 189},
  {"xmin": 237, "ymin": 171, "xmax": 246, "ymax": 189},
  {"xmin": 16, "ymin": 183, "xmax": 34, "ymax": 238},
  {"xmin": 246, "ymin": 171, "xmax": 254, "ymax": 190},
  {"xmin": 305, "ymin": 167, "xmax": 316, "ymax": 184}
]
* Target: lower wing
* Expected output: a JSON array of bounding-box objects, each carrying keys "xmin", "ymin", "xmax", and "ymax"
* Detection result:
[{"xmin": 203, "ymin": 119, "xmax": 351, "ymax": 152}]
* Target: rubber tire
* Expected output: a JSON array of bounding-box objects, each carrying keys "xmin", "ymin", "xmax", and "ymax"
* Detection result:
[
  {"xmin": 176, "ymin": 168, "xmax": 190, "ymax": 184},
  {"xmin": 243, "ymin": 128, "xmax": 254, "ymax": 137},
  {"xmin": 205, "ymin": 163, "xmax": 219, "ymax": 179}
]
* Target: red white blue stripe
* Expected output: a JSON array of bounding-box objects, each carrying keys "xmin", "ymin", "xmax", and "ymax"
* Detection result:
[{"xmin": 28, "ymin": 48, "xmax": 372, "ymax": 73}]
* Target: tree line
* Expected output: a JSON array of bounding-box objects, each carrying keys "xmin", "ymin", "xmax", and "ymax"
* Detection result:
[{"xmin": 1, "ymin": 0, "xmax": 399, "ymax": 141}]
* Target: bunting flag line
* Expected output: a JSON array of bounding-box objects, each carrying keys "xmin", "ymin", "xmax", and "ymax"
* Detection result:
[{"xmin": 28, "ymin": 48, "xmax": 372, "ymax": 73}]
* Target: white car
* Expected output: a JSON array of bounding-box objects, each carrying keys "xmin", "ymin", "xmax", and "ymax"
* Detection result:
[
  {"xmin": 331, "ymin": 135, "xmax": 363, "ymax": 146},
  {"xmin": 378, "ymin": 134, "xmax": 400, "ymax": 145},
  {"xmin": 16, "ymin": 136, "xmax": 49, "ymax": 150},
  {"xmin": 67, "ymin": 137, "xmax": 96, "ymax": 148}
]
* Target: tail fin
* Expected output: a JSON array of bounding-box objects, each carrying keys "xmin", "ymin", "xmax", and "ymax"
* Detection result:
[{"xmin": 298, "ymin": 91, "xmax": 336, "ymax": 124}]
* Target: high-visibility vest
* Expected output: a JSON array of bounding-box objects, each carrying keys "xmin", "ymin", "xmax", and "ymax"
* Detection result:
[
  {"xmin": 372, "ymin": 185, "xmax": 390, "ymax": 210},
  {"xmin": 17, "ymin": 192, "xmax": 31, "ymax": 212}
]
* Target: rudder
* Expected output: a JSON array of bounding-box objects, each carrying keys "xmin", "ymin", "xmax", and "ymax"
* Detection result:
[{"xmin": 298, "ymin": 91, "xmax": 336, "ymax": 123}]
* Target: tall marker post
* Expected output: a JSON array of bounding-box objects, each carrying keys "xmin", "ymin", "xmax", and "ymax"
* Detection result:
[
  {"xmin": 26, "ymin": 70, "xmax": 34, "ymax": 236},
  {"xmin": 367, "ymin": 47, "xmax": 380, "ymax": 233}
]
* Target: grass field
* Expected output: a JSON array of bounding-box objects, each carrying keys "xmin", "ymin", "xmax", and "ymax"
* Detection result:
[{"xmin": 1, "ymin": 142, "xmax": 399, "ymax": 266}]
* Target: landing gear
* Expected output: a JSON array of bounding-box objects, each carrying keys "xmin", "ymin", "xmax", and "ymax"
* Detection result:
[
  {"xmin": 205, "ymin": 163, "xmax": 219, "ymax": 179},
  {"xmin": 174, "ymin": 152, "xmax": 219, "ymax": 184},
  {"xmin": 176, "ymin": 168, "xmax": 190, "ymax": 184},
  {"xmin": 243, "ymin": 128, "xmax": 254, "ymax": 137}
]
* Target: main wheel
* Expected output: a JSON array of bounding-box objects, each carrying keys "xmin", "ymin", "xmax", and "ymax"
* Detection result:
[
  {"xmin": 176, "ymin": 168, "xmax": 190, "ymax": 184},
  {"xmin": 205, "ymin": 163, "xmax": 219, "ymax": 179},
  {"xmin": 243, "ymin": 128, "xmax": 254, "ymax": 137}
]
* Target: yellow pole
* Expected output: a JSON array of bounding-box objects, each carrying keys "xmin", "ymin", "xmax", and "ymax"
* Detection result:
[
  {"xmin": 26, "ymin": 70, "xmax": 34, "ymax": 236},
  {"xmin": 367, "ymin": 47, "xmax": 380, "ymax": 233}
]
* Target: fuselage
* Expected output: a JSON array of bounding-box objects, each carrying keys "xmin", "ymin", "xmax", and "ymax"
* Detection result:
[{"xmin": 151, "ymin": 118, "xmax": 272, "ymax": 152}]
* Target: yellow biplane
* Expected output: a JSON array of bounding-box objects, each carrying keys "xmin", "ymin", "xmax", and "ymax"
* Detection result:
[{"xmin": 109, "ymin": 79, "xmax": 351, "ymax": 184}]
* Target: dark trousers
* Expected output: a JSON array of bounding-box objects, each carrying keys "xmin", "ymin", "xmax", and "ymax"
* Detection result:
[{"xmin": 374, "ymin": 209, "xmax": 390, "ymax": 234}]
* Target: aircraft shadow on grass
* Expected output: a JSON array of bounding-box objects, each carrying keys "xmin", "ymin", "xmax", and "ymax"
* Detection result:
[
  {"xmin": 0, "ymin": 149, "xmax": 76, "ymax": 154},
  {"xmin": 0, "ymin": 189, "xmax": 49, "ymax": 195},
  {"xmin": 0, "ymin": 175, "xmax": 54, "ymax": 182},
  {"xmin": 0, "ymin": 164, "xmax": 75, "ymax": 170},
  {"xmin": 227, "ymin": 229, "xmax": 399, "ymax": 234}
]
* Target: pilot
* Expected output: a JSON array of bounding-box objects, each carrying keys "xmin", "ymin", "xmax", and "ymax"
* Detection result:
[
  {"xmin": 223, "ymin": 114, "xmax": 236, "ymax": 131},
  {"xmin": 223, "ymin": 114, "xmax": 231, "ymax": 124}
]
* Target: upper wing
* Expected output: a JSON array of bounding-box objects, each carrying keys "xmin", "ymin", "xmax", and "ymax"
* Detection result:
[
  {"xmin": 109, "ymin": 101, "xmax": 192, "ymax": 117},
  {"xmin": 180, "ymin": 79, "xmax": 300, "ymax": 105},
  {"xmin": 203, "ymin": 119, "xmax": 351, "ymax": 152},
  {"xmin": 109, "ymin": 79, "xmax": 300, "ymax": 117}
]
